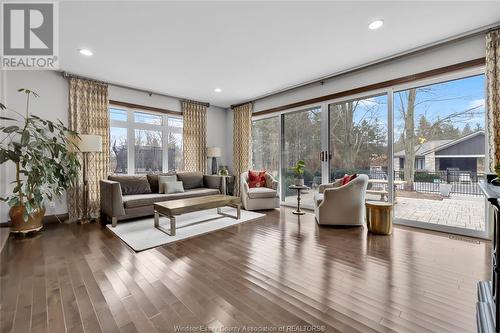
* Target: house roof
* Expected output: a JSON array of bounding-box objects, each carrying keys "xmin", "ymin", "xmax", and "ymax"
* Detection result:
[{"xmin": 394, "ymin": 131, "xmax": 484, "ymax": 157}]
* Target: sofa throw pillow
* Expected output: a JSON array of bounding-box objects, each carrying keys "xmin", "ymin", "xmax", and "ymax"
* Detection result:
[
  {"xmin": 340, "ymin": 174, "xmax": 357, "ymax": 186},
  {"xmin": 108, "ymin": 175, "xmax": 152, "ymax": 195},
  {"xmin": 340, "ymin": 175, "xmax": 350, "ymax": 186},
  {"xmin": 176, "ymin": 172, "xmax": 204, "ymax": 189},
  {"xmin": 248, "ymin": 170, "xmax": 267, "ymax": 188},
  {"xmin": 164, "ymin": 181, "xmax": 185, "ymax": 194},
  {"xmin": 158, "ymin": 175, "xmax": 177, "ymax": 193},
  {"xmin": 146, "ymin": 172, "xmax": 175, "ymax": 193}
]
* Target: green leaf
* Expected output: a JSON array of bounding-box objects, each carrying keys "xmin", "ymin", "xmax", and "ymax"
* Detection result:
[
  {"xmin": 18, "ymin": 88, "xmax": 39, "ymax": 98},
  {"xmin": 3, "ymin": 125, "xmax": 19, "ymax": 133},
  {"xmin": 0, "ymin": 116, "xmax": 15, "ymax": 121}
]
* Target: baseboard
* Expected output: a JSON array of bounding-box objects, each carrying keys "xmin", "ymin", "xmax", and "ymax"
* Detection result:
[
  {"xmin": 43, "ymin": 213, "xmax": 69, "ymax": 224},
  {"xmin": 0, "ymin": 227, "xmax": 9, "ymax": 253},
  {"xmin": 0, "ymin": 213, "xmax": 70, "ymax": 226}
]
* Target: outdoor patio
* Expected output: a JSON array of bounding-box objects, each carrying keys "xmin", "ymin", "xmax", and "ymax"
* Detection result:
[
  {"xmin": 391, "ymin": 195, "xmax": 485, "ymax": 230},
  {"xmin": 284, "ymin": 190, "xmax": 485, "ymax": 231}
]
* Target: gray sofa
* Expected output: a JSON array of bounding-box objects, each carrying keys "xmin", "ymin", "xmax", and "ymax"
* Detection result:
[{"xmin": 100, "ymin": 172, "xmax": 223, "ymax": 227}]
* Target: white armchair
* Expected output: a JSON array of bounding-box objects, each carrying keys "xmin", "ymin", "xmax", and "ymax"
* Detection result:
[
  {"xmin": 240, "ymin": 172, "xmax": 280, "ymax": 210},
  {"xmin": 314, "ymin": 174, "xmax": 369, "ymax": 226}
]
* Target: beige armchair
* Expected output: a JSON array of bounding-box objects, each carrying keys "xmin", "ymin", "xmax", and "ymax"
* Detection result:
[
  {"xmin": 314, "ymin": 174, "xmax": 369, "ymax": 226},
  {"xmin": 240, "ymin": 172, "xmax": 280, "ymax": 210}
]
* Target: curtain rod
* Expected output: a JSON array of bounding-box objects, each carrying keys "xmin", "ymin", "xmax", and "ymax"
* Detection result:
[
  {"xmin": 231, "ymin": 22, "xmax": 500, "ymax": 108},
  {"xmin": 180, "ymin": 99, "xmax": 210, "ymax": 108},
  {"xmin": 60, "ymin": 71, "xmax": 211, "ymax": 108}
]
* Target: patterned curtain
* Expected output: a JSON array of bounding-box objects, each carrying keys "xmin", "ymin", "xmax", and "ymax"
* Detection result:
[
  {"xmin": 67, "ymin": 77, "xmax": 109, "ymax": 221},
  {"xmin": 232, "ymin": 103, "xmax": 252, "ymax": 197},
  {"xmin": 182, "ymin": 101, "xmax": 207, "ymax": 172},
  {"xmin": 487, "ymin": 29, "xmax": 500, "ymax": 170}
]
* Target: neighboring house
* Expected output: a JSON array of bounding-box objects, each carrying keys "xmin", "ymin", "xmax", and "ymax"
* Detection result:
[{"xmin": 394, "ymin": 131, "xmax": 485, "ymax": 173}]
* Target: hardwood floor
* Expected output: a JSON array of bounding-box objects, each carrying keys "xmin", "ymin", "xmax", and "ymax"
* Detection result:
[{"xmin": 0, "ymin": 207, "xmax": 491, "ymax": 333}]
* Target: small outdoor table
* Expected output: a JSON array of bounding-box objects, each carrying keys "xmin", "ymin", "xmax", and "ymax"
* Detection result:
[{"xmin": 289, "ymin": 185, "xmax": 310, "ymax": 215}]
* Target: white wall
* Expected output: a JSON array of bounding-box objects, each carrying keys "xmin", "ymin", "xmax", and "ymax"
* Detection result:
[
  {"xmin": 0, "ymin": 71, "xmax": 231, "ymax": 222},
  {"xmin": 253, "ymin": 34, "xmax": 486, "ymax": 112}
]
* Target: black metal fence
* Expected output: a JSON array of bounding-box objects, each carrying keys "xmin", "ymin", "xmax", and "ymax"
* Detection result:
[{"xmin": 370, "ymin": 170, "xmax": 485, "ymax": 196}]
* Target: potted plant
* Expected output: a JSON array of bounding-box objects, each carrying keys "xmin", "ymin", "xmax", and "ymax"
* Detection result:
[
  {"xmin": 492, "ymin": 164, "xmax": 500, "ymax": 186},
  {"xmin": 290, "ymin": 160, "xmax": 306, "ymax": 186},
  {"xmin": 218, "ymin": 166, "xmax": 229, "ymax": 176},
  {"xmin": 439, "ymin": 179, "xmax": 453, "ymax": 197},
  {"xmin": 0, "ymin": 89, "xmax": 81, "ymax": 234}
]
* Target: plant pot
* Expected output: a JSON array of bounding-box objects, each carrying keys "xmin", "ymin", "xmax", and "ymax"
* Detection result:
[
  {"xmin": 439, "ymin": 183, "xmax": 452, "ymax": 197},
  {"xmin": 294, "ymin": 178, "xmax": 304, "ymax": 186},
  {"xmin": 9, "ymin": 205, "xmax": 45, "ymax": 234}
]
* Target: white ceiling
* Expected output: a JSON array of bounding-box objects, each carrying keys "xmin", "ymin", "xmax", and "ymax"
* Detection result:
[{"xmin": 60, "ymin": 1, "xmax": 500, "ymax": 108}]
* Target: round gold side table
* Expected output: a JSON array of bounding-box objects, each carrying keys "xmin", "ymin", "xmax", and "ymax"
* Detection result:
[{"xmin": 365, "ymin": 201, "xmax": 393, "ymax": 235}]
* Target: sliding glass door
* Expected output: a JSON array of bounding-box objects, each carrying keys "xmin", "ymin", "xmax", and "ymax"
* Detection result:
[
  {"xmin": 251, "ymin": 68, "xmax": 487, "ymax": 237},
  {"xmin": 328, "ymin": 95, "xmax": 389, "ymax": 203},
  {"xmin": 252, "ymin": 116, "xmax": 280, "ymax": 179},
  {"xmin": 392, "ymin": 74, "xmax": 486, "ymax": 235},
  {"xmin": 282, "ymin": 107, "xmax": 322, "ymax": 209}
]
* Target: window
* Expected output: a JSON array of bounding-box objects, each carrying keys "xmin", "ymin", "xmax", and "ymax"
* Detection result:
[
  {"xmin": 134, "ymin": 111, "xmax": 162, "ymax": 125},
  {"xmin": 329, "ymin": 94, "xmax": 388, "ymax": 182},
  {"xmin": 415, "ymin": 158, "xmax": 425, "ymax": 170},
  {"xmin": 109, "ymin": 107, "xmax": 183, "ymax": 174},
  {"xmin": 110, "ymin": 127, "xmax": 128, "ymax": 174},
  {"xmin": 393, "ymin": 73, "xmax": 486, "ymax": 232},
  {"xmin": 252, "ymin": 116, "xmax": 280, "ymax": 179},
  {"xmin": 167, "ymin": 117, "xmax": 183, "ymax": 171},
  {"xmin": 134, "ymin": 129, "xmax": 162, "ymax": 173},
  {"xmin": 110, "ymin": 108, "xmax": 127, "ymax": 121},
  {"xmin": 283, "ymin": 108, "xmax": 322, "ymax": 208}
]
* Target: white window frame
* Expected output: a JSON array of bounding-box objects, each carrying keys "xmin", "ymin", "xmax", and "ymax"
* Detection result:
[{"xmin": 109, "ymin": 106, "xmax": 183, "ymax": 174}]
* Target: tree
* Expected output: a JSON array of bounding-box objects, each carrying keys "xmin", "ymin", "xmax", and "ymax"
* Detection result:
[
  {"xmin": 330, "ymin": 99, "xmax": 386, "ymax": 171},
  {"xmin": 462, "ymin": 123, "xmax": 473, "ymax": 136},
  {"xmin": 416, "ymin": 115, "xmax": 431, "ymax": 141},
  {"xmin": 252, "ymin": 117, "xmax": 280, "ymax": 177},
  {"xmin": 111, "ymin": 137, "xmax": 127, "ymax": 173},
  {"xmin": 402, "ymin": 89, "xmax": 416, "ymax": 190}
]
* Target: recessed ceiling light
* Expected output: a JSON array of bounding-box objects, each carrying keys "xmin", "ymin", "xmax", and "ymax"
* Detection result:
[
  {"xmin": 214, "ymin": 88, "xmax": 222, "ymax": 93},
  {"xmin": 78, "ymin": 49, "xmax": 93, "ymax": 56},
  {"xmin": 368, "ymin": 19, "xmax": 384, "ymax": 30}
]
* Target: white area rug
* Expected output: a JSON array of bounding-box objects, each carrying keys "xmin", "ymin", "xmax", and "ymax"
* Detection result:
[{"xmin": 106, "ymin": 207, "xmax": 265, "ymax": 252}]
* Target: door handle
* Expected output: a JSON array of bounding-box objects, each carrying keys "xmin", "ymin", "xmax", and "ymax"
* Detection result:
[{"xmin": 320, "ymin": 151, "xmax": 324, "ymax": 162}]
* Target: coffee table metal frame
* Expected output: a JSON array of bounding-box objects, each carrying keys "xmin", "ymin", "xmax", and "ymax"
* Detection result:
[{"xmin": 153, "ymin": 195, "xmax": 241, "ymax": 236}]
